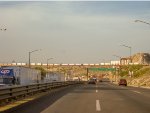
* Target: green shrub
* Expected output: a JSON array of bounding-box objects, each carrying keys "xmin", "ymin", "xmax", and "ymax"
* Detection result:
[
  {"xmin": 35, "ymin": 67, "xmax": 46, "ymax": 80},
  {"xmin": 134, "ymin": 67, "xmax": 150, "ymax": 77},
  {"xmin": 119, "ymin": 65, "xmax": 143, "ymax": 77}
]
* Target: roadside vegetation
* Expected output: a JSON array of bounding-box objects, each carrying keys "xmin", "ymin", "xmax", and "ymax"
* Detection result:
[
  {"xmin": 35, "ymin": 66, "xmax": 47, "ymax": 80},
  {"xmin": 119, "ymin": 65, "xmax": 150, "ymax": 78},
  {"xmin": 118, "ymin": 65, "xmax": 150, "ymax": 87},
  {"xmin": 119, "ymin": 65, "xmax": 143, "ymax": 77}
]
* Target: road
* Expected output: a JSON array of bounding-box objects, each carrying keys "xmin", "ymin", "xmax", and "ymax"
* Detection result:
[{"xmin": 3, "ymin": 82, "xmax": 150, "ymax": 113}]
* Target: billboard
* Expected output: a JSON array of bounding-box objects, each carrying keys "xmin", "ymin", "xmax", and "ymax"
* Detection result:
[{"xmin": 0, "ymin": 69, "xmax": 14, "ymax": 77}]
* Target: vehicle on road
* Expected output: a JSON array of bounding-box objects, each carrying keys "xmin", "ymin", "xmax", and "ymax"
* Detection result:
[
  {"xmin": 99, "ymin": 79, "xmax": 103, "ymax": 82},
  {"xmin": 118, "ymin": 79, "xmax": 127, "ymax": 86},
  {"xmin": 88, "ymin": 78, "xmax": 97, "ymax": 84}
]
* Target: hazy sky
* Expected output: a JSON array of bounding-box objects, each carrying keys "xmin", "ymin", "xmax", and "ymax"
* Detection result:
[{"xmin": 0, "ymin": 1, "xmax": 150, "ymax": 64}]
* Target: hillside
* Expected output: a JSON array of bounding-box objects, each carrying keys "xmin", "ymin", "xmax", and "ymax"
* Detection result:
[
  {"xmin": 128, "ymin": 66, "xmax": 150, "ymax": 87},
  {"xmin": 114, "ymin": 65, "xmax": 150, "ymax": 88},
  {"xmin": 132, "ymin": 53, "xmax": 150, "ymax": 64}
]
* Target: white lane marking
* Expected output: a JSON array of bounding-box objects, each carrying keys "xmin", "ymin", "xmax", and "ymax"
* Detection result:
[
  {"xmin": 120, "ymin": 86, "xmax": 128, "ymax": 89},
  {"xmin": 96, "ymin": 100, "xmax": 101, "ymax": 111},
  {"xmin": 132, "ymin": 90, "xmax": 141, "ymax": 94},
  {"xmin": 96, "ymin": 90, "xmax": 98, "ymax": 93}
]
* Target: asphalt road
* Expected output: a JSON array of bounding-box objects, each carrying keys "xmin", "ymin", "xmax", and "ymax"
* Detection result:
[{"xmin": 3, "ymin": 82, "xmax": 150, "ymax": 113}]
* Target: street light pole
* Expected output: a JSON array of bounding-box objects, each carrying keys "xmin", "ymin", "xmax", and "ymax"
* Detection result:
[
  {"xmin": 113, "ymin": 55, "xmax": 122, "ymax": 65},
  {"xmin": 121, "ymin": 45, "xmax": 132, "ymax": 63},
  {"xmin": 47, "ymin": 58, "xmax": 53, "ymax": 70},
  {"xmin": 113, "ymin": 55, "xmax": 122, "ymax": 82},
  {"xmin": 135, "ymin": 20, "xmax": 150, "ymax": 65},
  {"xmin": 29, "ymin": 49, "xmax": 41, "ymax": 68}
]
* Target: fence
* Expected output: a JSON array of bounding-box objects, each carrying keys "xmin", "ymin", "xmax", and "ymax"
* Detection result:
[{"xmin": 0, "ymin": 81, "xmax": 82, "ymax": 105}]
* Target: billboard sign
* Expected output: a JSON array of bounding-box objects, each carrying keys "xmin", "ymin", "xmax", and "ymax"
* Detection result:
[{"xmin": 0, "ymin": 69, "xmax": 14, "ymax": 77}]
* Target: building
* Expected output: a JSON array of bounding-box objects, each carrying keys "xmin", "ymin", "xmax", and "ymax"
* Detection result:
[{"xmin": 120, "ymin": 58, "xmax": 131, "ymax": 65}]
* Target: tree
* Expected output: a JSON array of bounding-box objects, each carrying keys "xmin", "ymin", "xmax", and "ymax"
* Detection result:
[{"xmin": 35, "ymin": 67, "xmax": 46, "ymax": 80}]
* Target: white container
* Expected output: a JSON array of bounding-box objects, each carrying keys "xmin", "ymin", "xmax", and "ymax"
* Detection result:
[
  {"xmin": 2, "ymin": 66, "xmax": 41, "ymax": 85},
  {"xmin": 45, "ymin": 72, "xmax": 65, "ymax": 82}
]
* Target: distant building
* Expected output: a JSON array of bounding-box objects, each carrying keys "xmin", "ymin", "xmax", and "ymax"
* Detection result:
[
  {"xmin": 120, "ymin": 58, "xmax": 131, "ymax": 65},
  {"xmin": 132, "ymin": 53, "xmax": 150, "ymax": 65},
  {"xmin": 120, "ymin": 53, "xmax": 150, "ymax": 65}
]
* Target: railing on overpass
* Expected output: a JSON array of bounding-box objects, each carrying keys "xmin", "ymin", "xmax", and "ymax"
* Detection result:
[
  {"xmin": 0, "ymin": 63, "xmax": 134, "ymax": 67},
  {"xmin": 0, "ymin": 63, "xmax": 122, "ymax": 66},
  {"xmin": 0, "ymin": 81, "xmax": 82, "ymax": 106}
]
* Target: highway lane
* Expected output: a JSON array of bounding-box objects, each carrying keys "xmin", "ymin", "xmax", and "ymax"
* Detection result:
[
  {"xmin": 3, "ymin": 82, "xmax": 150, "ymax": 113},
  {"xmin": 97, "ymin": 82, "xmax": 150, "ymax": 113},
  {"xmin": 41, "ymin": 82, "xmax": 150, "ymax": 113},
  {"xmin": 41, "ymin": 84, "xmax": 98, "ymax": 113}
]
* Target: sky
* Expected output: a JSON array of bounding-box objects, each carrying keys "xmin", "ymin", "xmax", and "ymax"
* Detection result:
[{"xmin": 0, "ymin": 1, "xmax": 150, "ymax": 64}]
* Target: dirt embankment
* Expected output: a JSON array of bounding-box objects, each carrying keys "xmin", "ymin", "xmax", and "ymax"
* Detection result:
[
  {"xmin": 128, "ymin": 66, "xmax": 150, "ymax": 87},
  {"xmin": 109, "ymin": 66, "xmax": 150, "ymax": 88},
  {"xmin": 128, "ymin": 75, "xmax": 150, "ymax": 88}
]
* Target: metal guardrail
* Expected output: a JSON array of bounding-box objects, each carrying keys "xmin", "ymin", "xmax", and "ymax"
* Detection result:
[{"xmin": 0, "ymin": 81, "xmax": 81, "ymax": 105}]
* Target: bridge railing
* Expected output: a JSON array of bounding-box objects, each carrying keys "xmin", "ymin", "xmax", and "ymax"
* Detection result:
[{"xmin": 0, "ymin": 81, "xmax": 82, "ymax": 106}]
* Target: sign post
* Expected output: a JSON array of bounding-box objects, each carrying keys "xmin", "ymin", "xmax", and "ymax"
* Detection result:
[{"xmin": 87, "ymin": 68, "xmax": 89, "ymax": 81}]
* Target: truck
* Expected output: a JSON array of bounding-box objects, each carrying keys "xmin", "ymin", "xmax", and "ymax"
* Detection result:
[{"xmin": 0, "ymin": 66, "xmax": 41, "ymax": 85}]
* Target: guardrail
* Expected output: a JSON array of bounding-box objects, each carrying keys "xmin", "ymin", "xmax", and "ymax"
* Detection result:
[{"xmin": 0, "ymin": 81, "xmax": 82, "ymax": 106}]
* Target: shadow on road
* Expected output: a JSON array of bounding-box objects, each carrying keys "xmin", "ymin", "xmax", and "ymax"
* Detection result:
[
  {"xmin": 71, "ymin": 84, "xmax": 128, "ymax": 94},
  {"xmin": 2, "ymin": 85, "xmax": 78, "ymax": 113}
]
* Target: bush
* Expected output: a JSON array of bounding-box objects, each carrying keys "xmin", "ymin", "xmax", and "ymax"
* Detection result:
[
  {"xmin": 134, "ymin": 67, "xmax": 150, "ymax": 77},
  {"xmin": 35, "ymin": 67, "xmax": 46, "ymax": 80},
  {"xmin": 119, "ymin": 65, "xmax": 143, "ymax": 77}
]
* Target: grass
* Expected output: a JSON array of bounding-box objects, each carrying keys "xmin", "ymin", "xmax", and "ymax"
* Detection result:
[{"xmin": 134, "ymin": 66, "xmax": 150, "ymax": 77}]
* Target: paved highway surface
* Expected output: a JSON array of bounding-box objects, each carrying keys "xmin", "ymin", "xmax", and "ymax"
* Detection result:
[{"xmin": 3, "ymin": 82, "xmax": 150, "ymax": 113}]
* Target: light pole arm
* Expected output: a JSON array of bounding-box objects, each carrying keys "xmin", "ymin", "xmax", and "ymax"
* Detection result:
[
  {"xmin": 29, "ymin": 49, "xmax": 41, "ymax": 68},
  {"xmin": 135, "ymin": 20, "xmax": 150, "ymax": 25},
  {"xmin": 30, "ymin": 49, "xmax": 39, "ymax": 53},
  {"xmin": 121, "ymin": 45, "xmax": 131, "ymax": 49},
  {"xmin": 113, "ymin": 55, "xmax": 121, "ymax": 59},
  {"xmin": 120, "ymin": 44, "xmax": 132, "ymax": 63}
]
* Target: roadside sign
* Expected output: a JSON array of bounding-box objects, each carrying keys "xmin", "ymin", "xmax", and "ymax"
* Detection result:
[{"xmin": 0, "ymin": 69, "xmax": 14, "ymax": 77}]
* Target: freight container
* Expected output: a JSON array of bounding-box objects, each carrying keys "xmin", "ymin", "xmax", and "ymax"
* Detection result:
[
  {"xmin": 44, "ymin": 72, "xmax": 65, "ymax": 82},
  {"xmin": 0, "ymin": 66, "xmax": 41, "ymax": 85}
]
